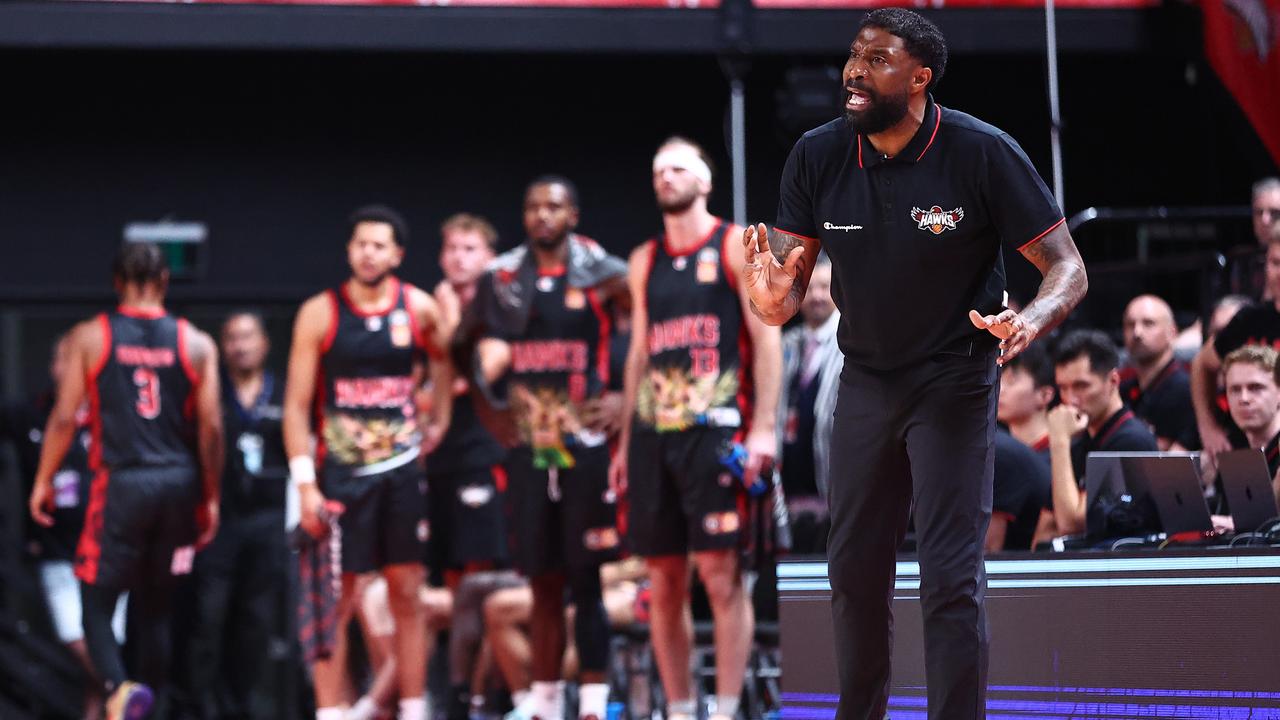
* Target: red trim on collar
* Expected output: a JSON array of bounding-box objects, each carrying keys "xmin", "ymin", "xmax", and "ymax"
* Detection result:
[
  {"xmin": 117, "ymin": 305, "xmax": 165, "ymax": 320},
  {"xmin": 856, "ymin": 135, "xmax": 864, "ymax": 169},
  {"xmin": 915, "ymin": 104, "xmax": 942, "ymax": 162},
  {"xmin": 1097, "ymin": 409, "xmax": 1136, "ymax": 447},
  {"xmin": 537, "ymin": 265, "xmax": 566, "ymax": 277}
]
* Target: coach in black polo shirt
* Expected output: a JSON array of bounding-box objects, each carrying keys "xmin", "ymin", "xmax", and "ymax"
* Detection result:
[{"xmin": 740, "ymin": 8, "xmax": 1087, "ymax": 720}]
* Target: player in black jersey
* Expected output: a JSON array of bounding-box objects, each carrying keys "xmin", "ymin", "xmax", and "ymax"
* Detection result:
[
  {"xmin": 29, "ymin": 242, "xmax": 224, "ymax": 720},
  {"xmin": 425, "ymin": 213, "xmax": 518, "ymax": 720},
  {"xmin": 283, "ymin": 205, "xmax": 454, "ymax": 720},
  {"xmin": 610, "ymin": 138, "xmax": 782, "ymax": 720},
  {"xmin": 463, "ymin": 176, "xmax": 629, "ymax": 720},
  {"xmin": 428, "ymin": 213, "xmax": 508, "ymax": 580}
]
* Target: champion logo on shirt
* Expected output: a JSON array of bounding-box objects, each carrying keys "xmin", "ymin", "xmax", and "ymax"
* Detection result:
[
  {"xmin": 823, "ymin": 222, "xmax": 863, "ymax": 232},
  {"xmin": 910, "ymin": 206, "xmax": 965, "ymax": 235}
]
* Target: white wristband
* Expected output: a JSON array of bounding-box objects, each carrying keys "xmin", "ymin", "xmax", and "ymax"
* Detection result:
[{"xmin": 289, "ymin": 456, "xmax": 317, "ymax": 486}]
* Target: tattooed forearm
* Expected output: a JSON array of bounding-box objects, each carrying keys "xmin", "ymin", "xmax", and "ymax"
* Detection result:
[
  {"xmin": 1019, "ymin": 229, "xmax": 1088, "ymax": 337},
  {"xmin": 769, "ymin": 228, "xmax": 805, "ymax": 265}
]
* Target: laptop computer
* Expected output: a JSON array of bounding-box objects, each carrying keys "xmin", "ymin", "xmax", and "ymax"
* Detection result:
[
  {"xmin": 1127, "ymin": 453, "xmax": 1214, "ymax": 535},
  {"xmin": 1216, "ymin": 449, "xmax": 1280, "ymax": 532},
  {"xmin": 1084, "ymin": 451, "xmax": 1159, "ymax": 539}
]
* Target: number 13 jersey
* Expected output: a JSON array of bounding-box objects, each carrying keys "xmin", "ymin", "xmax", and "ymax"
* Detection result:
[
  {"xmin": 639, "ymin": 220, "xmax": 753, "ymax": 433},
  {"xmin": 89, "ymin": 307, "xmax": 199, "ymax": 471}
]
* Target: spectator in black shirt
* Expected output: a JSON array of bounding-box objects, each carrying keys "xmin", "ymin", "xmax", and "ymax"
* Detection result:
[
  {"xmin": 1119, "ymin": 294, "xmax": 1197, "ymax": 450},
  {"xmin": 1194, "ymin": 240, "xmax": 1280, "ymax": 464},
  {"xmin": 1047, "ymin": 330, "xmax": 1158, "ymax": 536},
  {"xmin": 988, "ymin": 429, "xmax": 1050, "ymax": 552},
  {"xmin": 998, "ymin": 342, "xmax": 1054, "ymax": 458}
]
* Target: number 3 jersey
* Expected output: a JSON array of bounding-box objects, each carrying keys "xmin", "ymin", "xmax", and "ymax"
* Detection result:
[
  {"xmin": 90, "ymin": 307, "xmax": 199, "ymax": 471},
  {"xmin": 638, "ymin": 220, "xmax": 752, "ymax": 433},
  {"xmin": 317, "ymin": 278, "xmax": 430, "ymax": 477}
]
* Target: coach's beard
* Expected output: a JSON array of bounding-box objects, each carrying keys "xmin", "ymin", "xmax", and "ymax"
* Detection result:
[{"xmin": 844, "ymin": 86, "xmax": 910, "ymax": 136}]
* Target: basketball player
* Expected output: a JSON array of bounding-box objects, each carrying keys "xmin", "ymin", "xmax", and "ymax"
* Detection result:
[
  {"xmin": 610, "ymin": 136, "xmax": 782, "ymax": 720},
  {"xmin": 464, "ymin": 176, "xmax": 628, "ymax": 720},
  {"xmin": 29, "ymin": 241, "xmax": 223, "ymax": 720},
  {"xmin": 426, "ymin": 212, "xmax": 521, "ymax": 720},
  {"xmin": 282, "ymin": 205, "xmax": 454, "ymax": 720}
]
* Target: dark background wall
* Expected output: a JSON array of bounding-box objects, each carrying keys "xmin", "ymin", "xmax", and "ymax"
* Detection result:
[{"xmin": 0, "ymin": 4, "xmax": 1277, "ymax": 393}]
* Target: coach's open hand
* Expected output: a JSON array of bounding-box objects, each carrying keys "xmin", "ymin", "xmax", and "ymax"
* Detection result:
[
  {"xmin": 969, "ymin": 308, "xmax": 1039, "ymax": 366},
  {"xmin": 743, "ymin": 223, "xmax": 804, "ymax": 315}
]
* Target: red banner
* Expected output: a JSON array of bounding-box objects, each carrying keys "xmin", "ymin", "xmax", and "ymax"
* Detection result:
[{"xmin": 1203, "ymin": 0, "xmax": 1280, "ymax": 167}]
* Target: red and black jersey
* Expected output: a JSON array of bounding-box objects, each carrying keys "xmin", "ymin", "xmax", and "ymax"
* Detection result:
[
  {"xmin": 500, "ymin": 268, "xmax": 612, "ymax": 469},
  {"xmin": 317, "ymin": 277, "xmax": 432, "ymax": 476},
  {"xmin": 637, "ymin": 220, "xmax": 751, "ymax": 433},
  {"xmin": 89, "ymin": 306, "xmax": 199, "ymax": 471}
]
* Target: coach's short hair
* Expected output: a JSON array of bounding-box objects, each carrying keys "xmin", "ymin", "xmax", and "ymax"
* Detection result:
[
  {"xmin": 1053, "ymin": 329, "xmax": 1121, "ymax": 377},
  {"xmin": 858, "ymin": 8, "xmax": 948, "ymax": 91},
  {"xmin": 112, "ymin": 241, "xmax": 168, "ymax": 286},
  {"xmin": 348, "ymin": 204, "xmax": 409, "ymax": 247}
]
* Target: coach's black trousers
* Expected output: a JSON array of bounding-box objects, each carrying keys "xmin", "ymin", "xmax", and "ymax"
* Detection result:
[{"xmin": 826, "ymin": 349, "xmax": 997, "ymax": 720}]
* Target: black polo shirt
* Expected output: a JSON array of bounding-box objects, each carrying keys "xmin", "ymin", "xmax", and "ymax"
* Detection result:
[
  {"xmin": 1118, "ymin": 359, "xmax": 1198, "ymax": 449},
  {"xmin": 775, "ymin": 95, "xmax": 1064, "ymax": 371},
  {"xmin": 1213, "ymin": 302, "xmax": 1280, "ymax": 358},
  {"xmin": 993, "ymin": 429, "xmax": 1050, "ymax": 551},
  {"xmin": 1069, "ymin": 407, "xmax": 1159, "ymax": 487}
]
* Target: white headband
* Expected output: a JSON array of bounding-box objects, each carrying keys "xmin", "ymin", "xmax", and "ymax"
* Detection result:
[{"xmin": 653, "ymin": 145, "xmax": 712, "ymax": 187}]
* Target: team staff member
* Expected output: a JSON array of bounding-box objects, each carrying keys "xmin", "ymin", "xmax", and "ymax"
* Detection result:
[
  {"xmin": 1194, "ymin": 239, "xmax": 1280, "ymax": 466},
  {"xmin": 610, "ymin": 137, "xmax": 782, "ymax": 720},
  {"xmin": 742, "ymin": 9, "xmax": 1087, "ymax": 718},
  {"xmin": 464, "ymin": 176, "xmax": 628, "ymax": 720},
  {"xmin": 29, "ymin": 242, "xmax": 223, "ymax": 720},
  {"xmin": 988, "ymin": 430, "xmax": 1050, "ymax": 552},
  {"xmin": 187, "ymin": 311, "xmax": 289, "ymax": 720},
  {"xmin": 1221, "ymin": 345, "xmax": 1280, "ymax": 488},
  {"xmin": 283, "ymin": 206, "xmax": 454, "ymax": 720},
  {"xmin": 996, "ymin": 342, "xmax": 1055, "ymax": 459},
  {"xmin": 1118, "ymin": 294, "xmax": 1197, "ymax": 450},
  {"xmin": 1046, "ymin": 330, "xmax": 1157, "ymax": 537}
]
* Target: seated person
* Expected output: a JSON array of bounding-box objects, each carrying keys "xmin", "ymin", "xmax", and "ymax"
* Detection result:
[
  {"xmin": 1193, "ymin": 239, "xmax": 1280, "ymax": 463},
  {"xmin": 1046, "ymin": 329, "xmax": 1158, "ymax": 536},
  {"xmin": 988, "ymin": 429, "xmax": 1051, "ymax": 552},
  {"xmin": 484, "ymin": 557, "xmax": 648, "ymax": 720},
  {"xmin": 998, "ymin": 342, "xmax": 1054, "ymax": 458},
  {"xmin": 1216, "ymin": 345, "xmax": 1280, "ymax": 517},
  {"xmin": 1119, "ymin": 294, "xmax": 1197, "ymax": 450}
]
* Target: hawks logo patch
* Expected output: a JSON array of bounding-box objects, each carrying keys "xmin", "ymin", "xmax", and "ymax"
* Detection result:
[{"xmin": 910, "ymin": 206, "xmax": 964, "ymax": 235}]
